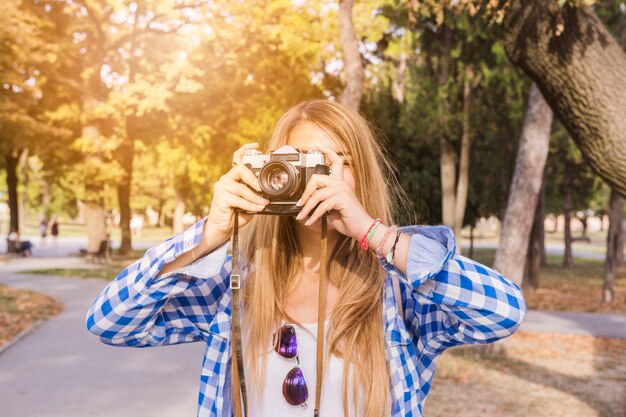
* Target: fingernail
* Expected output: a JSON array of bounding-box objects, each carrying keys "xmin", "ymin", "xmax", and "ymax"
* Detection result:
[
  {"xmin": 295, "ymin": 198, "xmax": 302, "ymax": 206},
  {"xmin": 261, "ymin": 199, "xmax": 269, "ymax": 204},
  {"xmin": 304, "ymin": 218, "xmax": 312, "ymax": 226},
  {"xmin": 256, "ymin": 205, "xmax": 265, "ymax": 210},
  {"xmin": 295, "ymin": 212, "xmax": 302, "ymax": 220}
]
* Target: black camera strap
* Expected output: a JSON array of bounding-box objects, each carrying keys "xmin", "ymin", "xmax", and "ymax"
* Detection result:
[{"xmin": 230, "ymin": 211, "xmax": 328, "ymax": 417}]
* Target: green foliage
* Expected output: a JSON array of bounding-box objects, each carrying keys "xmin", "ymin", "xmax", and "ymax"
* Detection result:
[{"xmin": 3, "ymin": 0, "xmax": 616, "ymax": 231}]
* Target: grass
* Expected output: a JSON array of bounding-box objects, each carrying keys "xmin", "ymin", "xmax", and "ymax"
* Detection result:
[
  {"xmin": 428, "ymin": 331, "xmax": 626, "ymax": 417},
  {"xmin": 0, "ymin": 285, "xmax": 63, "ymax": 348},
  {"xmin": 467, "ymin": 248, "xmax": 626, "ymax": 313}
]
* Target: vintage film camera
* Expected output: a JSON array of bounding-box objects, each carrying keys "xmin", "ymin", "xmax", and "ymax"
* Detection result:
[{"xmin": 242, "ymin": 145, "xmax": 330, "ymax": 215}]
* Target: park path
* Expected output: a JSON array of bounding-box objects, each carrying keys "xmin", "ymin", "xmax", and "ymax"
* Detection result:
[
  {"xmin": 0, "ymin": 270, "xmax": 205, "ymax": 417},
  {"xmin": 0, "ymin": 238, "xmax": 204, "ymax": 417},
  {"xmin": 0, "ymin": 238, "xmax": 625, "ymax": 417}
]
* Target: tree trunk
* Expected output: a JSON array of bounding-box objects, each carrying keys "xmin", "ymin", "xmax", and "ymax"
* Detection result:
[
  {"xmin": 5, "ymin": 148, "xmax": 19, "ymax": 232},
  {"xmin": 116, "ymin": 113, "xmax": 136, "ymax": 256},
  {"xmin": 563, "ymin": 171, "xmax": 574, "ymax": 268},
  {"xmin": 41, "ymin": 178, "xmax": 52, "ymax": 215},
  {"xmin": 116, "ymin": 0, "xmax": 142, "ymax": 255},
  {"xmin": 604, "ymin": 190, "xmax": 623, "ymax": 303},
  {"xmin": 85, "ymin": 204, "xmax": 107, "ymax": 253},
  {"xmin": 538, "ymin": 183, "xmax": 547, "ymax": 266},
  {"xmin": 453, "ymin": 67, "xmax": 474, "ymax": 251},
  {"xmin": 440, "ymin": 137, "xmax": 456, "ymax": 228},
  {"xmin": 493, "ymin": 83, "xmax": 553, "ymax": 285},
  {"xmin": 172, "ymin": 191, "xmax": 185, "ymax": 235},
  {"xmin": 338, "ymin": 0, "xmax": 364, "ymax": 111},
  {"xmin": 438, "ymin": 24, "xmax": 455, "ymax": 231},
  {"xmin": 504, "ymin": 0, "xmax": 626, "ymax": 196},
  {"xmin": 393, "ymin": 35, "xmax": 408, "ymax": 103},
  {"xmin": 82, "ymin": 119, "xmax": 108, "ymax": 252},
  {"xmin": 18, "ymin": 148, "xmax": 29, "ymax": 233},
  {"xmin": 615, "ymin": 197, "xmax": 625, "ymax": 269},
  {"xmin": 524, "ymin": 184, "xmax": 544, "ymax": 291},
  {"xmin": 469, "ymin": 223, "xmax": 475, "ymax": 259}
]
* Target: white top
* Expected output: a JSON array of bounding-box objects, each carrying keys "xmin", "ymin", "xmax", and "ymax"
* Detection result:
[{"xmin": 248, "ymin": 321, "xmax": 361, "ymax": 417}]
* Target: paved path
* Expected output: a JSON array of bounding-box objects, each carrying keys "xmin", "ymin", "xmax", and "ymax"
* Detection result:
[
  {"xmin": 0, "ymin": 270, "xmax": 204, "ymax": 417},
  {"xmin": 0, "ymin": 241, "xmax": 625, "ymax": 416},
  {"xmin": 521, "ymin": 310, "xmax": 626, "ymax": 339}
]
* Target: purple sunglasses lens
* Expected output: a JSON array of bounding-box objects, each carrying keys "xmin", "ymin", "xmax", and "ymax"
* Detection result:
[
  {"xmin": 275, "ymin": 325, "xmax": 298, "ymax": 359},
  {"xmin": 283, "ymin": 367, "xmax": 308, "ymax": 406}
]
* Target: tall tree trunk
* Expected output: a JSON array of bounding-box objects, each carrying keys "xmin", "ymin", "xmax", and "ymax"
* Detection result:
[
  {"xmin": 453, "ymin": 67, "xmax": 474, "ymax": 250},
  {"xmin": 393, "ymin": 35, "xmax": 408, "ymax": 103},
  {"xmin": 83, "ymin": 119, "xmax": 108, "ymax": 253},
  {"xmin": 5, "ymin": 148, "xmax": 19, "ymax": 232},
  {"xmin": 604, "ymin": 190, "xmax": 623, "ymax": 303},
  {"xmin": 440, "ymin": 137, "xmax": 456, "ymax": 227},
  {"xmin": 524, "ymin": 184, "xmax": 545, "ymax": 290},
  {"xmin": 438, "ymin": 24, "xmax": 456, "ymax": 231},
  {"xmin": 563, "ymin": 170, "xmax": 574, "ymax": 268},
  {"xmin": 116, "ymin": 138, "xmax": 133, "ymax": 255},
  {"xmin": 116, "ymin": 0, "xmax": 142, "ymax": 255},
  {"xmin": 338, "ymin": 0, "xmax": 364, "ymax": 111},
  {"xmin": 493, "ymin": 83, "xmax": 553, "ymax": 285},
  {"xmin": 504, "ymin": 0, "xmax": 626, "ymax": 196}
]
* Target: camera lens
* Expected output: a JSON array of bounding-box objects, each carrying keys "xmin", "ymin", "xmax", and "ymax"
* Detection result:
[
  {"xmin": 267, "ymin": 169, "xmax": 290, "ymax": 191},
  {"xmin": 259, "ymin": 161, "xmax": 299, "ymax": 198}
]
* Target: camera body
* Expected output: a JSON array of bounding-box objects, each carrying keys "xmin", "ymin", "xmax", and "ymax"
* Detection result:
[{"xmin": 242, "ymin": 145, "xmax": 329, "ymax": 215}]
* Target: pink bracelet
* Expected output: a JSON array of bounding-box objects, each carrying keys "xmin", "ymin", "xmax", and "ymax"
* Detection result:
[{"xmin": 375, "ymin": 225, "xmax": 397, "ymax": 258}]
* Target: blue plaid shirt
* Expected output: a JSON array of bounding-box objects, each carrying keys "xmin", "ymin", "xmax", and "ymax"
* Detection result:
[{"xmin": 86, "ymin": 218, "xmax": 526, "ymax": 417}]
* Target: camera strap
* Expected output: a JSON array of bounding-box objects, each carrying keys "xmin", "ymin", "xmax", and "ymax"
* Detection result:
[
  {"xmin": 230, "ymin": 211, "xmax": 328, "ymax": 417},
  {"xmin": 231, "ymin": 210, "xmax": 247, "ymax": 417}
]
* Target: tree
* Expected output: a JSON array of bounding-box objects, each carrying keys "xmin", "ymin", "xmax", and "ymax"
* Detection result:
[
  {"xmin": 493, "ymin": 83, "xmax": 553, "ymax": 286},
  {"xmin": 504, "ymin": 0, "xmax": 626, "ymax": 196},
  {"xmin": 0, "ymin": 1, "xmax": 73, "ymax": 232},
  {"xmin": 338, "ymin": 0, "xmax": 364, "ymax": 110},
  {"xmin": 604, "ymin": 189, "xmax": 624, "ymax": 303}
]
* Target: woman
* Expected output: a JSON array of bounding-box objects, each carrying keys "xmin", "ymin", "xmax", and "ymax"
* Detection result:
[{"xmin": 86, "ymin": 99, "xmax": 526, "ymax": 417}]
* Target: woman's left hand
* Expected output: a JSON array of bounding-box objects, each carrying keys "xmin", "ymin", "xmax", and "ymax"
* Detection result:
[{"xmin": 295, "ymin": 145, "xmax": 373, "ymax": 240}]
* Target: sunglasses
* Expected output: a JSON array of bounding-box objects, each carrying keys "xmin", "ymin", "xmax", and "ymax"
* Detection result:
[{"xmin": 274, "ymin": 324, "xmax": 309, "ymax": 407}]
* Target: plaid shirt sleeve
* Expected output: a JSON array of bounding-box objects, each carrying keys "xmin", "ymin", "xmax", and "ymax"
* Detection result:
[
  {"xmin": 85, "ymin": 218, "xmax": 231, "ymax": 347},
  {"xmin": 383, "ymin": 225, "xmax": 526, "ymax": 355}
]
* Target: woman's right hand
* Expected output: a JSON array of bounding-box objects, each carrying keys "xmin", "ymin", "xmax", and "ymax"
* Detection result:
[{"xmin": 203, "ymin": 143, "xmax": 269, "ymax": 244}]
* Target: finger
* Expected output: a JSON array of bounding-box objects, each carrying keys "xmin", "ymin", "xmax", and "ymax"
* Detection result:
[
  {"xmin": 304, "ymin": 199, "xmax": 335, "ymax": 226},
  {"xmin": 232, "ymin": 142, "xmax": 259, "ymax": 166},
  {"xmin": 238, "ymin": 164, "xmax": 263, "ymax": 192},
  {"xmin": 225, "ymin": 164, "xmax": 262, "ymax": 192},
  {"xmin": 224, "ymin": 193, "xmax": 267, "ymax": 213},
  {"xmin": 315, "ymin": 144, "xmax": 344, "ymax": 180},
  {"xmin": 296, "ymin": 187, "xmax": 334, "ymax": 220},
  {"xmin": 296, "ymin": 174, "xmax": 334, "ymax": 207},
  {"xmin": 227, "ymin": 181, "xmax": 268, "ymax": 206}
]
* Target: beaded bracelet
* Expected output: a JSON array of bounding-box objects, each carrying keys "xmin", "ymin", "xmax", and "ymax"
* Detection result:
[
  {"xmin": 375, "ymin": 225, "xmax": 397, "ymax": 258},
  {"xmin": 359, "ymin": 218, "xmax": 382, "ymax": 250},
  {"xmin": 385, "ymin": 230, "xmax": 402, "ymax": 265}
]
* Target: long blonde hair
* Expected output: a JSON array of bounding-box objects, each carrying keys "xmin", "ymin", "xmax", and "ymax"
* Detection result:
[{"xmin": 241, "ymin": 99, "xmax": 396, "ymax": 417}]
